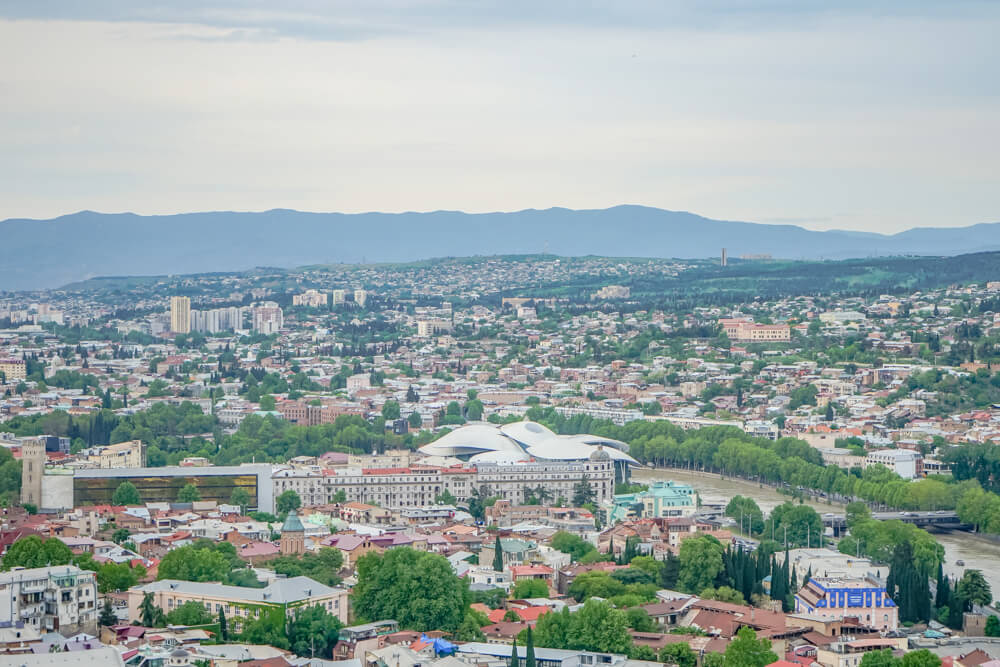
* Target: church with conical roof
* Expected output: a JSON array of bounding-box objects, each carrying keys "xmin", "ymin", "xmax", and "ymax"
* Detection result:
[{"xmin": 279, "ymin": 509, "xmax": 306, "ymax": 555}]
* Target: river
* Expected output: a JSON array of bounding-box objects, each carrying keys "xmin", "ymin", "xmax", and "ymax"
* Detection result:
[{"xmin": 633, "ymin": 467, "xmax": 1000, "ymax": 594}]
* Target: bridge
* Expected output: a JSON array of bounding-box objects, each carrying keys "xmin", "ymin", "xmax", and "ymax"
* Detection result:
[{"xmin": 820, "ymin": 510, "xmax": 965, "ymax": 535}]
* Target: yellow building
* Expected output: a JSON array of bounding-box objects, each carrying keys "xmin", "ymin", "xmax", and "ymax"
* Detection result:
[
  {"xmin": 83, "ymin": 440, "xmax": 145, "ymax": 469},
  {"xmin": 128, "ymin": 577, "xmax": 349, "ymax": 632},
  {"xmin": 0, "ymin": 357, "xmax": 27, "ymax": 381}
]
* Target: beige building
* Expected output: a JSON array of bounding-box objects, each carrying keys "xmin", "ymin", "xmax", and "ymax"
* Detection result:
[
  {"xmin": 354, "ymin": 289, "xmax": 368, "ymax": 307},
  {"xmin": 332, "ymin": 289, "xmax": 346, "ymax": 306},
  {"xmin": 128, "ymin": 576, "xmax": 349, "ymax": 632},
  {"xmin": 170, "ymin": 296, "xmax": 191, "ymax": 334},
  {"xmin": 0, "ymin": 566, "xmax": 98, "ymax": 635},
  {"xmin": 273, "ymin": 458, "xmax": 614, "ymax": 510},
  {"xmin": 293, "ymin": 289, "xmax": 328, "ymax": 308},
  {"xmin": 20, "ymin": 438, "xmax": 45, "ymax": 507},
  {"xmin": 82, "ymin": 440, "xmax": 145, "ymax": 469},
  {"xmin": 719, "ymin": 318, "xmax": 791, "ymax": 342},
  {"xmin": 0, "ymin": 358, "xmax": 27, "ymax": 382}
]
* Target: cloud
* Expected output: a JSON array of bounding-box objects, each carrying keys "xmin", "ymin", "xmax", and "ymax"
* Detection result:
[
  {"xmin": 0, "ymin": 3, "xmax": 997, "ymax": 233},
  {"xmin": 1, "ymin": 0, "xmax": 996, "ymax": 41}
]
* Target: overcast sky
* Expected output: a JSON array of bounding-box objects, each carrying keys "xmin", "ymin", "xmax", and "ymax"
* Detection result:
[{"xmin": 1, "ymin": 1, "xmax": 998, "ymax": 233}]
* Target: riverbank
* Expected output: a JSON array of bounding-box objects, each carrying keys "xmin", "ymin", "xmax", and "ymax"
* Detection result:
[{"xmin": 632, "ymin": 465, "xmax": 1000, "ymax": 593}]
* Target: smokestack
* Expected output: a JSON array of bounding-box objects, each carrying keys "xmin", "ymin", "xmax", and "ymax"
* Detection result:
[{"xmin": 721, "ymin": 248, "xmax": 728, "ymax": 267}]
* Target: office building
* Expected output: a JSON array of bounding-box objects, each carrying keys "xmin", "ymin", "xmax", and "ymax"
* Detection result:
[
  {"xmin": 24, "ymin": 464, "xmax": 274, "ymax": 512},
  {"xmin": 0, "ymin": 566, "xmax": 99, "ymax": 635},
  {"xmin": 170, "ymin": 296, "xmax": 191, "ymax": 334}
]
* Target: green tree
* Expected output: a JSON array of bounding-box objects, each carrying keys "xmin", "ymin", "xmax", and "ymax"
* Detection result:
[
  {"xmin": 277, "ymin": 489, "xmax": 302, "ymax": 514},
  {"xmin": 157, "ymin": 544, "xmax": 230, "ymax": 582},
  {"xmin": 525, "ymin": 625, "xmax": 537, "ymax": 667},
  {"xmin": 112, "ymin": 528, "xmax": 131, "ymax": 544},
  {"xmin": 259, "ymin": 394, "xmax": 276, "ymax": 411},
  {"xmin": 97, "ymin": 562, "xmax": 143, "ymax": 593},
  {"xmin": 382, "ymin": 401, "xmax": 401, "ymax": 421},
  {"xmin": 2, "ymin": 536, "xmax": 72, "ymax": 570},
  {"xmin": 550, "ymin": 531, "xmax": 597, "ymax": 562},
  {"xmin": 493, "ymin": 535, "xmax": 504, "ymax": 573},
  {"xmin": 678, "ymin": 535, "xmax": 724, "ymax": 593},
  {"xmin": 900, "ymin": 650, "xmax": 941, "ymax": 667},
  {"xmin": 860, "ymin": 649, "xmax": 900, "ymax": 667},
  {"xmin": 660, "ymin": 643, "xmax": 697, "ymax": 667},
  {"xmin": 513, "ymin": 578, "xmax": 549, "ymax": 599},
  {"xmin": 139, "ymin": 592, "xmax": 164, "ymax": 628},
  {"xmin": 724, "ymin": 627, "xmax": 779, "ymax": 667},
  {"xmin": 218, "ymin": 607, "xmax": 228, "ymax": 640},
  {"xmin": 177, "ymin": 483, "xmax": 201, "ymax": 503},
  {"xmin": 112, "ymin": 481, "xmax": 142, "ymax": 506},
  {"xmin": 230, "ymin": 487, "xmax": 251, "ymax": 512},
  {"xmin": 985, "ymin": 615, "xmax": 1000, "ymax": 637},
  {"xmin": 286, "ymin": 605, "xmax": 343, "ymax": 658},
  {"xmin": 957, "ymin": 570, "xmax": 992, "ymax": 608},
  {"xmin": 165, "ymin": 601, "xmax": 214, "ymax": 626},
  {"xmin": 568, "ymin": 571, "xmax": 626, "ymax": 602},
  {"xmin": 566, "ymin": 600, "xmax": 631, "ymax": 654},
  {"xmin": 408, "ymin": 412, "xmax": 423, "ymax": 429},
  {"xmin": 99, "ymin": 598, "xmax": 117, "ymax": 627},
  {"xmin": 571, "ymin": 477, "xmax": 596, "ymax": 507},
  {"xmin": 700, "ymin": 586, "xmax": 746, "ymax": 605},
  {"xmin": 353, "ymin": 547, "xmax": 470, "ymax": 632},
  {"xmin": 240, "ymin": 607, "xmax": 289, "ymax": 650},
  {"xmin": 456, "ymin": 610, "xmax": 489, "ymax": 642}
]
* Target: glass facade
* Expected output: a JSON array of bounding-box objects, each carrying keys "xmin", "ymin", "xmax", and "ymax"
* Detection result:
[{"xmin": 74, "ymin": 473, "xmax": 259, "ymax": 506}]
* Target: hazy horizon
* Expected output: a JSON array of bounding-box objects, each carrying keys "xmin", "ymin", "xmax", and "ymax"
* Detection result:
[{"xmin": 2, "ymin": 1, "xmax": 998, "ymax": 233}]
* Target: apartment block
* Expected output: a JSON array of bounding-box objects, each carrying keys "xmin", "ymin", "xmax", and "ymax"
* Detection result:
[{"xmin": 0, "ymin": 566, "xmax": 99, "ymax": 635}]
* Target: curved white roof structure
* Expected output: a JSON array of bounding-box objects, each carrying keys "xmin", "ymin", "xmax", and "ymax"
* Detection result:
[
  {"xmin": 417, "ymin": 423, "xmax": 524, "ymax": 457},
  {"xmin": 417, "ymin": 420, "xmax": 638, "ymax": 465}
]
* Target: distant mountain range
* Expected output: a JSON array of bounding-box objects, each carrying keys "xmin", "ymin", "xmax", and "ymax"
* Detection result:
[{"xmin": 2, "ymin": 205, "xmax": 999, "ymax": 291}]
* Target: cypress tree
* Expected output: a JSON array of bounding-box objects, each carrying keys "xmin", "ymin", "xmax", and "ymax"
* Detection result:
[
  {"xmin": 525, "ymin": 626, "xmax": 536, "ymax": 667},
  {"xmin": 218, "ymin": 607, "xmax": 228, "ymax": 640},
  {"xmin": 493, "ymin": 535, "xmax": 504, "ymax": 573},
  {"xmin": 935, "ymin": 564, "xmax": 950, "ymax": 610},
  {"xmin": 511, "ymin": 636, "xmax": 520, "ymax": 667}
]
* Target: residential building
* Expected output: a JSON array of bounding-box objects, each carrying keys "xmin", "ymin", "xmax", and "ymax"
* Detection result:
[
  {"xmin": 128, "ymin": 576, "xmax": 350, "ymax": 631},
  {"xmin": 0, "ymin": 358, "xmax": 27, "ymax": 382},
  {"xmin": 332, "ymin": 289, "xmax": 346, "ymax": 306},
  {"xmin": 252, "ymin": 302, "xmax": 283, "ymax": 334},
  {"xmin": 0, "ymin": 566, "xmax": 98, "ymax": 635},
  {"xmin": 80, "ymin": 440, "xmax": 145, "ymax": 469},
  {"xmin": 865, "ymin": 449, "xmax": 922, "ymax": 479},
  {"xmin": 293, "ymin": 289, "xmax": 329, "ymax": 308},
  {"xmin": 354, "ymin": 289, "xmax": 367, "ymax": 307},
  {"xmin": 170, "ymin": 296, "xmax": 191, "ymax": 334}
]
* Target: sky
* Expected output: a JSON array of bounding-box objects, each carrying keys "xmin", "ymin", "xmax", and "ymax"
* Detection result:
[{"xmin": 1, "ymin": 1, "xmax": 998, "ymax": 233}]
